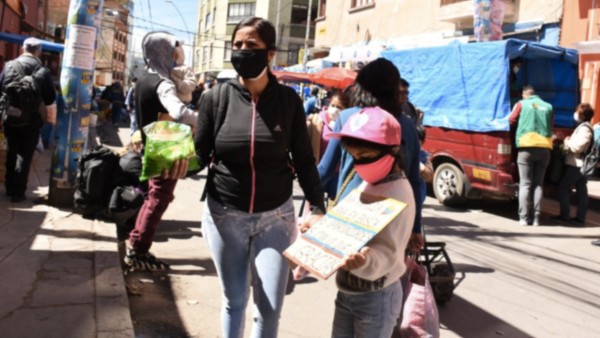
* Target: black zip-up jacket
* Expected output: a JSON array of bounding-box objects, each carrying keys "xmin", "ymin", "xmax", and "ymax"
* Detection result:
[{"xmin": 195, "ymin": 73, "xmax": 325, "ymax": 214}]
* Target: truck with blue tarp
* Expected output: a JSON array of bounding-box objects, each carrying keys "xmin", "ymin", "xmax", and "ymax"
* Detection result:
[{"xmin": 382, "ymin": 39, "xmax": 580, "ymax": 206}]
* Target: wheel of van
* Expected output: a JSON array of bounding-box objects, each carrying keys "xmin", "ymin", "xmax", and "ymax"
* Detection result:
[{"xmin": 433, "ymin": 163, "xmax": 467, "ymax": 207}]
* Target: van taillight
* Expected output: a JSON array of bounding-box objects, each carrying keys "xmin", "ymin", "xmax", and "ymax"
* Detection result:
[{"xmin": 497, "ymin": 143, "xmax": 511, "ymax": 155}]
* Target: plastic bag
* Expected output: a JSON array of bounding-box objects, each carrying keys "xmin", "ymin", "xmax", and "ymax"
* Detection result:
[
  {"xmin": 399, "ymin": 256, "xmax": 440, "ymax": 338},
  {"xmin": 140, "ymin": 121, "xmax": 200, "ymax": 181}
]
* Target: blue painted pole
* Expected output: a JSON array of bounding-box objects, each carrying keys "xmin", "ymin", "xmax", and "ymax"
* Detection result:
[{"xmin": 49, "ymin": 0, "xmax": 104, "ymax": 207}]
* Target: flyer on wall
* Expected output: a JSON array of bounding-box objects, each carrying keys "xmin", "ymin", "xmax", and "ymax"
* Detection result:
[{"xmin": 283, "ymin": 189, "xmax": 407, "ymax": 280}]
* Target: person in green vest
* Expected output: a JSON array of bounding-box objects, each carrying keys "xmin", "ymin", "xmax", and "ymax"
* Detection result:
[{"xmin": 509, "ymin": 85, "xmax": 553, "ymax": 226}]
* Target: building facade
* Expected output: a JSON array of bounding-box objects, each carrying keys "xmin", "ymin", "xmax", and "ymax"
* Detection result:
[
  {"xmin": 561, "ymin": 0, "xmax": 600, "ymax": 123},
  {"xmin": 314, "ymin": 0, "xmax": 564, "ymax": 66},
  {"xmin": 94, "ymin": 0, "xmax": 131, "ymax": 86},
  {"xmin": 194, "ymin": 0, "xmax": 317, "ymax": 79}
]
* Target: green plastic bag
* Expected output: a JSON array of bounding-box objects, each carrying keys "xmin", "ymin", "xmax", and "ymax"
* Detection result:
[{"xmin": 140, "ymin": 121, "xmax": 200, "ymax": 181}]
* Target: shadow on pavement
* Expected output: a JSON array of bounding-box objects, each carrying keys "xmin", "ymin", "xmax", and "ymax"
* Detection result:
[{"xmin": 438, "ymin": 295, "xmax": 534, "ymax": 338}]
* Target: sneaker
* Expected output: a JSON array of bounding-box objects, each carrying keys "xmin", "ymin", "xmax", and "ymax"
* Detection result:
[
  {"xmin": 532, "ymin": 218, "xmax": 540, "ymax": 227},
  {"xmin": 592, "ymin": 240, "xmax": 600, "ymax": 247},
  {"xmin": 124, "ymin": 248, "xmax": 169, "ymax": 271},
  {"xmin": 569, "ymin": 217, "xmax": 585, "ymax": 227},
  {"xmin": 519, "ymin": 218, "xmax": 528, "ymax": 226}
]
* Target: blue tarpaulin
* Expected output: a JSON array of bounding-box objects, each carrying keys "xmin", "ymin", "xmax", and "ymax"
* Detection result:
[
  {"xmin": 381, "ymin": 39, "xmax": 579, "ymax": 132},
  {"xmin": 0, "ymin": 32, "xmax": 64, "ymax": 53}
]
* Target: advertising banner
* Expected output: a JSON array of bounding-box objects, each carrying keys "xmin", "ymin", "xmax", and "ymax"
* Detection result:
[
  {"xmin": 50, "ymin": 0, "xmax": 103, "ymax": 202},
  {"xmin": 474, "ymin": 0, "xmax": 507, "ymax": 42}
]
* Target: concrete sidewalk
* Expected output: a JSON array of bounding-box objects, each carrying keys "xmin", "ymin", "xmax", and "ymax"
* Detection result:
[{"xmin": 0, "ymin": 124, "xmax": 134, "ymax": 338}]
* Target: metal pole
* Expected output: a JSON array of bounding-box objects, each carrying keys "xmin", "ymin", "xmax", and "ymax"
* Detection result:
[
  {"xmin": 303, "ymin": 0, "xmax": 313, "ymax": 71},
  {"xmin": 272, "ymin": 0, "xmax": 282, "ymax": 67},
  {"xmin": 49, "ymin": 0, "xmax": 104, "ymax": 207}
]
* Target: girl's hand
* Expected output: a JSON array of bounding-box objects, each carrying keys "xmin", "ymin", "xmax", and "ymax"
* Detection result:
[
  {"xmin": 162, "ymin": 159, "xmax": 189, "ymax": 179},
  {"xmin": 299, "ymin": 214, "xmax": 324, "ymax": 233},
  {"xmin": 342, "ymin": 246, "xmax": 370, "ymax": 270}
]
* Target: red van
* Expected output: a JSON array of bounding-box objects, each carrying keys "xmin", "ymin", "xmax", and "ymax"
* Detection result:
[{"xmin": 383, "ymin": 39, "xmax": 580, "ymax": 206}]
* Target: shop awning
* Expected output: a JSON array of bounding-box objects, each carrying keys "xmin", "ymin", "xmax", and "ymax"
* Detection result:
[{"xmin": 0, "ymin": 32, "xmax": 64, "ymax": 53}]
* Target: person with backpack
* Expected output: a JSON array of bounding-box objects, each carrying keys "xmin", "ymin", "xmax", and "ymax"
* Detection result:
[
  {"xmin": 195, "ymin": 17, "xmax": 325, "ymax": 338},
  {"xmin": 0, "ymin": 37, "xmax": 56, "ymax": 203},
  {"xmin": 551, "ymin": 103, "xmax": 595, "ymax": 226}
]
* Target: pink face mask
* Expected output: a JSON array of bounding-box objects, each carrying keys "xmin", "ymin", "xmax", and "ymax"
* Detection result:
[{"xmin": 354, "ymin": 154, "xmax": 395, "ymax": 184}]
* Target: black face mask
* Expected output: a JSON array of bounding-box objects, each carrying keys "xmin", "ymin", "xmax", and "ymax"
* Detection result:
[{"xmin": 231, "ymin": 49, "xmax": 269, "ymax": 79}]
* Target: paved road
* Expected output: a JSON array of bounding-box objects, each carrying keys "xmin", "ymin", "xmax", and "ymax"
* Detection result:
[{"xmin": 123, "ymin": 173, "xmax": 600, "ymax": 338}]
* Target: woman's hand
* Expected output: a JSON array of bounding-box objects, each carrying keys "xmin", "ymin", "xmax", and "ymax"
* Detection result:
[
  {"xmin": 299, "ymin": 214, "xmax": 324, "ymax": 233},
  {"xmin": 162, "ymin": 159, "xmax": 189, "ymax": 180},
  {"xmin": 341, "ymin": 246, "xmax": 370, "ymax": 270}
]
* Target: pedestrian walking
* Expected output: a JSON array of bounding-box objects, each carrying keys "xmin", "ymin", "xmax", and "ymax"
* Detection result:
[
  {"xmin": 125, "ymin": 77, "xmax": 138, "ymax": 134},
  {"xmin": 304, "ymin": 86, "xmax": 320, "ymax": 116},
  {"xmin": 551, "ymin": 103, "xmax": 595, "ymax": 226},
  {"xmin": 0, "ymin": 37, "xmax": 56, "ymax": 203},
  {"xmin": 123, "ymin": 31, "xmax": 196, "ymax": 271},
  {"xmin": 194, "ymin": 17, "xmax": 325, "ymax": 338},
  {"xmin": 326, "ymin": 106, "xmax": 416, "ymax": 338},
  {"xmin": 509, "ymin": 85, "xmax": 553, "ymax": 226},
  {"xmin": 109, "ymin": 81, "xmax": 126, "ymax": 127},
  {"xmin": 306, "ymin": 90, "xmax": 350, "ymax": 198},
  {"xmin": 318, "ymin": 58, "xmax": 424, "ymax": 252}
]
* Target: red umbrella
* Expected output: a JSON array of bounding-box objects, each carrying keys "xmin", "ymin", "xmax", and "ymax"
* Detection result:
[
  {"xmin": 271, "ymin": 70, "xmax": 313, "ymax": 83},
  {"xmin": 311, "ymin": 67, "xmax": 357, "ymax": 89}
]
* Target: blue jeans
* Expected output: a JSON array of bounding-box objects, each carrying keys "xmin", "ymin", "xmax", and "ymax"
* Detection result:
[
  {"xmin": 203, "ymin": 196, "xmax": 296, "ymax": 338},
  {"xmin": 332, "ymin": 279, "xmax": 403, "ymax": 338},
  {"xmin": 517, "ymin": 148, "xmax": 550, "ymax": 221},
  {"xmin": 558, "ymin": 164, "xmax": 588, "ymax": 221},
  {"xmin": 129, "ymin": 109, "xmax": 138, "ymax": 134}
]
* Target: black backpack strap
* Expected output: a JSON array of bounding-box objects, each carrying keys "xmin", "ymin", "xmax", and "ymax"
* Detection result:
[{"xmin": 200, "ymin": 82, "xmax": 230, "ymax": 202}]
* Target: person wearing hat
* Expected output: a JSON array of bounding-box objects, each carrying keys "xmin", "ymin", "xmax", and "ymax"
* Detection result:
[
  {"xmin": 0, "ymin": 37, "xmax": 56, "ymax": 203},
  {"xmin": 326, "ymin": 106, "xmax": 416, "ymax": 338},
  {"xmin": 318, "ymin": 58, "xmax": 424, "ymax": 252}
]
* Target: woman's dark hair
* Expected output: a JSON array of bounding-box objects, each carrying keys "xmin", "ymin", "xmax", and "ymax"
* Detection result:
[
  {"xmin": 340, "ymin": 137, "xmax": 406, "ymax": 174},
  {"xmin": 350, "ymin": 58, "xmax": 401, "ymax": 114},
  {"xmin": 416, "ymin": 125, "xmax": 426, "ymax": 143},
  {"xmin": 331, "ymin": 90, "xmax": 350, "ymax": 109},
  {"xmin": 231, "ymin": 17, "xmax": 277, "ymax": 51},
  {"xmin": 578, "ymin": 103, "xmax": 594, "ymax": 122}
]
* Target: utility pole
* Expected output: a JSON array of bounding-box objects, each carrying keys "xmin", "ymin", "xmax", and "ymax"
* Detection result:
[{"xmin": 303, "ymin": 0, "xmax": 313, "ymax": 71}]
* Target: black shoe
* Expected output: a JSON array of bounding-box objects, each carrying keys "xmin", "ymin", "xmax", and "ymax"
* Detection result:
[
  {"xmin": 592, "ymin": 240, "xmax": 600, "ymax": 247},
  {"xmin": 11, "ymin": 195, "xmax": 26, "ymax": 203},
  {"xmin": 569, "ymin": 217, "xmax": 585, "ymax": 226},
  {"xmin": 550, "ymin": 215, "xmax": 569, "ymax": 223},
  {"xmin": 124, "ymin": 247, "xmax": 169, "ymax": 271}
]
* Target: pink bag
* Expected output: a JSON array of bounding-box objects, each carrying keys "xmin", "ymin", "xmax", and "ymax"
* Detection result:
[{"xmin": 399, "ymin": 257, "xmax": 440, "ymax": 338}]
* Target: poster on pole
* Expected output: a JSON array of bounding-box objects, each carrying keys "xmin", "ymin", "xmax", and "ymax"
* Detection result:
[
  {"xmin": 283, "ymin": 189, "xmax": 407, "ymax": 280},
  {"xmin": 51, "ymin": 0, "xmax": 103, "ymax": 191}
]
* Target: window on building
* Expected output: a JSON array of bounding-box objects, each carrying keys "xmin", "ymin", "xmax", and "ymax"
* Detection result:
[
  {"xmin": 224, "ymin": 41, "xmax": 232, "ymax": 61},
  {"xmin": 350, "ymin": 0, "xmax": 375, "ymax": 8},
  {"xmin": 287, "ymin": 43, "xmax": 300, "ymax": 65},
  {"xmin": 205, "ymin": 11, "xmax": 212, "ymax": 30},
  {"xmin": 319, "ymin": 0, "xmax": 327, "ymax": 17},
  {"xmin": 227, "ymin": 3, "xmax": 256, "ymax": 24},
  {"xmin": 203, "ymin": 46, "xmax": 209, "ymax": 64}
]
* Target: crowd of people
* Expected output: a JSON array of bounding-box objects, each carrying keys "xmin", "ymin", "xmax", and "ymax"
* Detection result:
[{"xmin": 1, "ymin": 15, "xmax": 600, "ymax": 338}]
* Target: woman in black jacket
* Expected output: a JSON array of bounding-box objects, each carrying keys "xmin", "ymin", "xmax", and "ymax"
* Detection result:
[{"xmin": 195, "ymin": 17, "xmax": 325, "ymax": 338}]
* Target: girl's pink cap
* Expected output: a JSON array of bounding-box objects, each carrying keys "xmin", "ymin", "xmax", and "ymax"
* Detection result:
[{"xmin": 330, "ymin": 106, "xmax": 401, "ymax": 146}]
